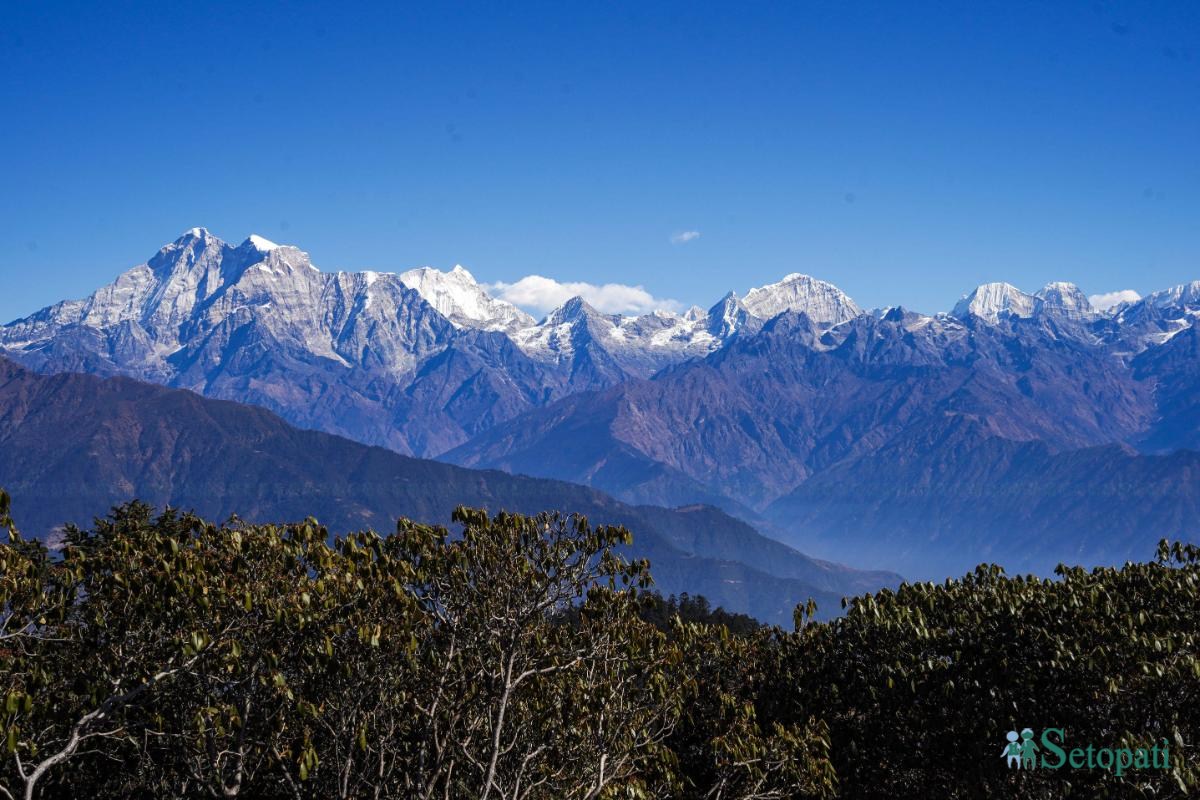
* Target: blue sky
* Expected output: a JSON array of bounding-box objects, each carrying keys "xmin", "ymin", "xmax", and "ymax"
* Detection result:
[{"xmin": 1, "ymin": 1, "xmax": 1197, "ymax": 322}]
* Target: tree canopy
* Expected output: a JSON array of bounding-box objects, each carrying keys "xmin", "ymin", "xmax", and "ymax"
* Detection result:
[{"xmin": 1, "ymin": 489, "xmax": 1197, "ymax": 798}]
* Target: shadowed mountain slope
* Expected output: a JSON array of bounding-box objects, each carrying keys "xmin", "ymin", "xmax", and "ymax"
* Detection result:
[{"xmin": 0, "ymin": 357, "xmax": 896, "ymax": 623}]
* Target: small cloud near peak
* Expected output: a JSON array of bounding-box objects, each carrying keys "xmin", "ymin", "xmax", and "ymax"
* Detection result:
[
  {"xmin": 670, "ymin": 230, "xmax": 701, "ymax": 245},
  {"xmin": 1089, "ymin": 289, "xmax": 1141, "ymax": 311},
  {"xmin": 485, "ymin": 275, "xmax": 681, "ymax": 316}
]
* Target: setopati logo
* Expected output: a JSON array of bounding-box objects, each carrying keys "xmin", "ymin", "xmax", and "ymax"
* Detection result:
[{"xmin": 1001, "ymin": 728, "xmax": 1170, "ymax": 777}]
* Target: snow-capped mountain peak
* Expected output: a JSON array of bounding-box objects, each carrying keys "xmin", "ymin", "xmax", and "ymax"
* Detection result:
[
  {"xmin": 741, "ymin": 273, "xmax": 862, "ymax": 327},
  {"xmin": 1146, "ymin": 280, "xmax": 1200, "ymax": 311},
  {"xmin": 955, "ymin": 281, "xmax": 1102, "ymax": 323},
  {"xmin": 246, "ymin": 234, "xmax": 280, "ymax": 251},
  {"xmin": 398, "ymin": 265, "xmax": 535, "ymax": 333},
  {"xmin": 706, "ymin": 292, "xmax": 752, "ymax": 338},
  {"xmin": 162, "ymin": 226, "xmax": 218, "ymax": 254},
  {"xmin": 952, "ymin": 282, "xmax": 1037, "ymax": 323},
  {"xmin": 543, "ymin": 295, "xmax": 603, "ymax": 325},
  {"xmin": 0, "ymin": 228, "xmax": 457, "ymax": 376},
  {"xmin": 511, "ymin": 294, "xmax": 720, "ymax": 376},
  {"xmin": 1035, "ymin": 282, "xmax": 1094, "ymax": 319}
]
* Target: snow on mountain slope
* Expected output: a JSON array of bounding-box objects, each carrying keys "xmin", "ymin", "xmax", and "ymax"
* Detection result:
[
  {"xmin": 943, "ymin": 277, "xmax": 1200, "ymax": 354},
  {"xmin": 398, "ymin": 265, "xmax": 535, "ymax": 333},
  {"xmin": 1145, "ymin": 280, "xmax": 1200, "ymax": 311},
  {"xmin": 741, "ymin": 273, "xmax": 863, "ymax": 326},
  {"xmin": 247, "ymin": 234, "xmax": 280, "ymax": 251},
  {"xmin": 954, "ymin": 281, "xmax": 1101, "ymax": 324},
  {"xmin": 1101, "ymin": 280, "xmax": 1200, "ymax": 354},
  {"xmin": 511, "ymin": 296, "xmax": 718, "ymax": 377},
  {"xmin": 706, "ymin": 292, "xmax": 757, "ymax": 339},
  {"xmin": 502, "ymin": 270, "xmax": 866, "ymax": 375},
  {"xmin": 952, "ymin": 282, "xmax": 1037, "ymax": 322},
  {"xmin": 0, "ymin": 229, "xmax": 452, "ymax": 380},
  {"xmin": 1035, "ymin": 282, "xmax": 1095, "ymax": 319}
]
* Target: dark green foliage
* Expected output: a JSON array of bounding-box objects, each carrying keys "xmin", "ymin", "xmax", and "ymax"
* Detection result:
[
  {"xmin": 0, "ymin": 496, "xmax": 833, "ymax": 799},
  {"xmin": 2, "ymin": 490, "xmax": 1198, "ymax": 798},
  {"xmin": 556, "ymin": 591, "xmax": 763, "ymax": 638},
  {"xmin": 637, "ymin": 592, "xmax": 763, "ymax": 637},
  {"xmin": 778, "ymin": 546, "xmax": 1200, "ymax": 798}
]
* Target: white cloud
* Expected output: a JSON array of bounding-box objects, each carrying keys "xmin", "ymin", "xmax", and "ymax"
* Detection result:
[
  {"xmin": 1088, "ymin": 289, "xmax": 1141, "ymax": 311},
  {"xmin": 485, "ymin": 275, "xmax": 682, "ymax": 316},
  {"xmin": 670, "ymin": 230, "xmax": 701, "ymax": 245}
]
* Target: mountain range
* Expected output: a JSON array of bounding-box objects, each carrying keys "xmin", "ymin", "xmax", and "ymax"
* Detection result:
[
  {"xmin": 2, "ymin": 228, "xmax": 1198, "ymax": 578},
  {"xmin": 0, "ymin": 229, "xmax": 863, "ymax": 455},
  {"xmin": 0, "ymin": 356, "xmax": 898, "ymax": 625}
]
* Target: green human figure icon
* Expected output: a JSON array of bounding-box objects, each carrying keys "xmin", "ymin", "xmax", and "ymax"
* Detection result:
[
  {"xmin": 1019, "ymin": 728, "xmax": 1039, "ymax": 769},
  {"xmin": 1002, "ymin": 730, "xmax": 1022, "ymax": 768}
]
